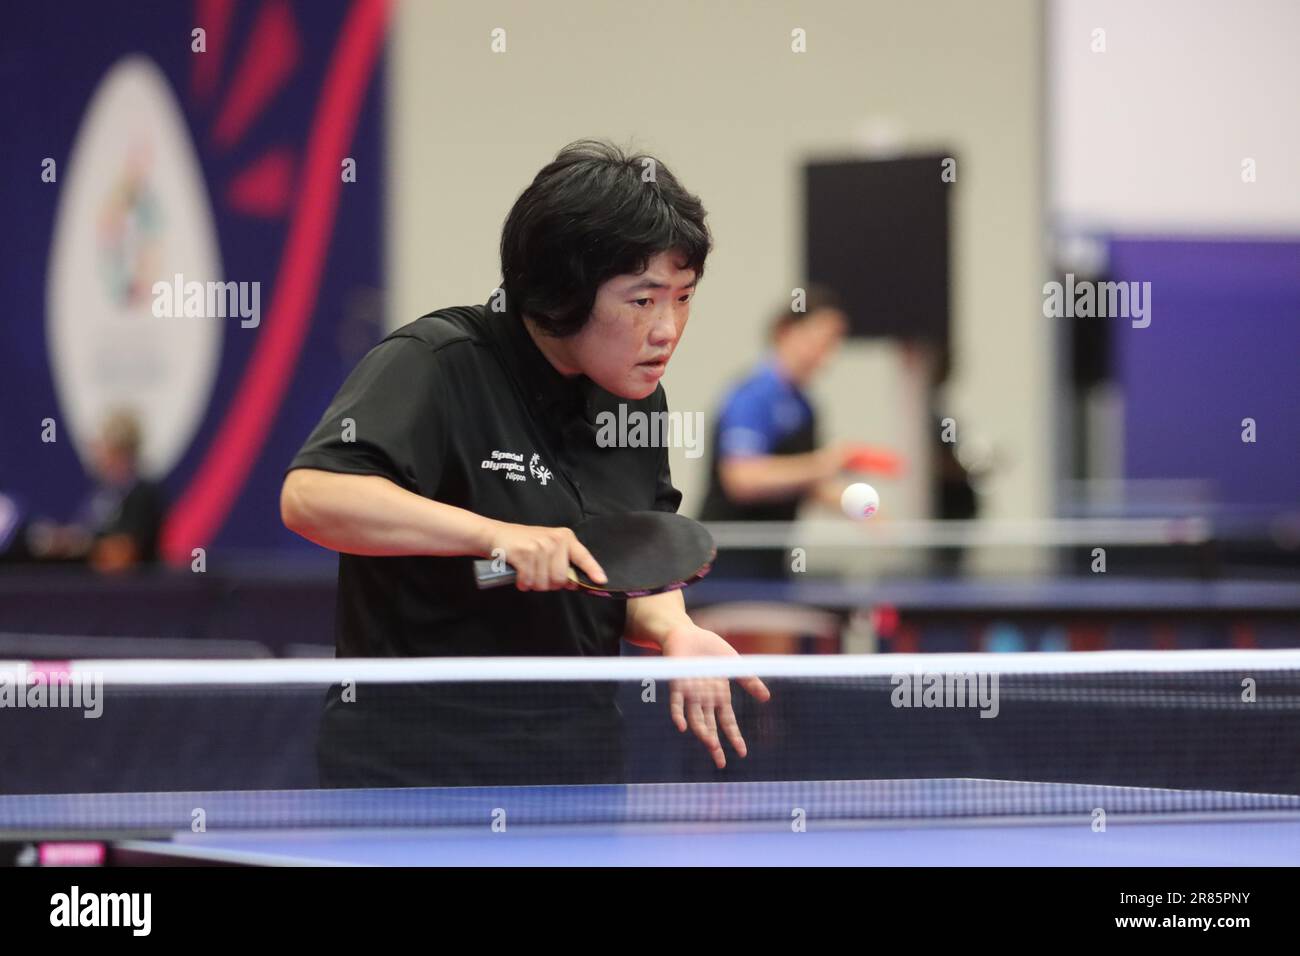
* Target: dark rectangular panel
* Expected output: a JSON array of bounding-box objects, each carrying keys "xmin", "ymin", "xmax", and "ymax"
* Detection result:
[{"xmin": 805, "ymin": 155, "xmax": 952, "ymax": 343}]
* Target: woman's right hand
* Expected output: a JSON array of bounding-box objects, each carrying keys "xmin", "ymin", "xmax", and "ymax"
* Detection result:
[{"xmin": 485, "ymin": 522, "xmax": 607, "ymax": 592}]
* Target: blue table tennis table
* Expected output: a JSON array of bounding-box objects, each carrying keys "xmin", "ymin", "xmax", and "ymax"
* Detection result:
[
  {"xmin": 685, "ymin": 577, "xmax": 1300, "ymax": 654},
  {"xmin": 687, "ymin": 577, "xmax": 1300, "ymax": 617},
  {"xmin": 8, "ymin": 778, "xmax": 1300, "ymax": 866}
]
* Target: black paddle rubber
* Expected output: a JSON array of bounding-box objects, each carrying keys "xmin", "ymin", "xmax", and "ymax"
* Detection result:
[{"xmin": 473, "ymin": 511, "xmax": 716, "ymax": 598}]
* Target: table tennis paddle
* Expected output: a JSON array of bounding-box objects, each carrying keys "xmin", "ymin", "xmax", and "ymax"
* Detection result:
[
  {"xmin": 473, "ymin": 511, "xmax": 716, "ymax": 598},
  {"xmin": 843, "ymin": 446, "xmax": 904, "ymax": 478}
]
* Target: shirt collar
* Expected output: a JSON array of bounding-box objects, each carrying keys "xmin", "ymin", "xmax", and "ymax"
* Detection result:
[{"xmin": 481, "ymin": 292, "xmax": 588, "ymax": 417}]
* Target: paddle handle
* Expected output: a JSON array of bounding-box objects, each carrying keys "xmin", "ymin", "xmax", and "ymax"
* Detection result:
[
  {"xmin": 473, "ymin": 560, "xmax": 580, "ymax": 590},
  {"xmin": 473, "ymin": 559, "xmax": 515, "ymax": 589}
]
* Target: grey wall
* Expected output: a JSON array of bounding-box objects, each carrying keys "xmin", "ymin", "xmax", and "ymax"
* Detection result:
[{"xmin": 389, "ymin": 0, "xmax": 1047, "ymax": 531}]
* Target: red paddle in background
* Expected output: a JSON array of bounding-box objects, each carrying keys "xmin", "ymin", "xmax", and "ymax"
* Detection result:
[{"xmin": 843, "ymin": 445, "xmax": 905, "ymax": 478}]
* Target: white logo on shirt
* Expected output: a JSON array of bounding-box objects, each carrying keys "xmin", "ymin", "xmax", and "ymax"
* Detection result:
[
  {"xmin": 480, "ymin": 449, "xmax": 553, "ymax": 486},
  {"xmin": 481, "ymin": 449, "xmax": 527, "ymax": 482},
  {"xmin": 529, "ymin": 453, "xmax": 553, "ymax": 486}
]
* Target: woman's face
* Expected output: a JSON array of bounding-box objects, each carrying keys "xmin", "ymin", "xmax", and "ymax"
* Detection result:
[{"xmin": 560, "ymin": 250, "xmax": 697, "ymax": 400}]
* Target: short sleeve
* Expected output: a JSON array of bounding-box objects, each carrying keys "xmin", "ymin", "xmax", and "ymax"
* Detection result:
[
  {"xmin": 287, "ymin": 336, "xmax": 448, "ymax": 494},
  {"xmin": 716, "ymin": 391, "xmax": 776, "ymax": 458},
  {"xmin": 652, "ymin": 443, "xmax": 683, "ymax": 514}
]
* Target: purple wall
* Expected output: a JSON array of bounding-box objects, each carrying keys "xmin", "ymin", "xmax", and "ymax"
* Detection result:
[{"xmin": 1109, "ymin": 238, "xmax": 1300, "ymax": 513}]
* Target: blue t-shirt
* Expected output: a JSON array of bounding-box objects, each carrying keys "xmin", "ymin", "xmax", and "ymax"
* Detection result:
[
  {"xmin": 714, "ymin": 358, "xmax": 814, "ymax": 458},
  {"xmin": 700, "ymin": 357, "xmax": 819, "ymax": 530}
]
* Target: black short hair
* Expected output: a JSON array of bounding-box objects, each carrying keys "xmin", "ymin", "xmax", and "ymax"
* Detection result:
[
  {"xmin": 769, "ymin": 284, "xmax": 846, "ymax": 339},
  {"xmin": 500, "ymin": 139, "xmax": 712, "ymax": 337}
]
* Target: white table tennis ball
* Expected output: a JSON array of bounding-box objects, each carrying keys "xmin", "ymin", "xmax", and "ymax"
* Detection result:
[{"xmin": 841, "ymin": 482, "xmax": 880, "ymax": 520}]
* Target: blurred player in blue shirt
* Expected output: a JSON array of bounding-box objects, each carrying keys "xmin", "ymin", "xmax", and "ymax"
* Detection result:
[{"xmin": 701, "ymin": 286, "xmax": 900, "ymax": 578}]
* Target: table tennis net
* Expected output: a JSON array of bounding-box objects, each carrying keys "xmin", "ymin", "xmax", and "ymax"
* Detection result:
[{"xmin": 2, "ymin": 652, "xmax": 1299, "ymax": 831}]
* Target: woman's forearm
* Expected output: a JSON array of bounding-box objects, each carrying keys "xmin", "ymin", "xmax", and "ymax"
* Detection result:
[
  {"xmin": 280, "ymin": 468, "xmax": 501, "ymax": 557},
  {"xmin": 719, "ymin": 449, "xmax": 834, "ymax": 504},
  {"xmin": 624, "ymin": 590, "xmax": 693, "ymax": 649}
]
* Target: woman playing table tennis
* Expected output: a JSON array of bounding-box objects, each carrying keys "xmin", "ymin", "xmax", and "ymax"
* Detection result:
[{"xmin": 281, "ymin": 139, "xmax": 768, "ymax": 787}]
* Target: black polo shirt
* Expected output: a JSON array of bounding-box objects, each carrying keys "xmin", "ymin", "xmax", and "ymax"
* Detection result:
[
  {"xmin": 289, "ymin": 295, "xmax": 681, "ymax": 657},
  {"xmin": 288, "ymin": 294, "xmax": 682, "ymax": 786}
]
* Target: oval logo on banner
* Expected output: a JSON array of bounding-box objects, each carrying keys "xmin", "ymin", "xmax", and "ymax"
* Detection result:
[{"xmin": 46, "ymin": 54, "xmax": 223, "ymax": 477}]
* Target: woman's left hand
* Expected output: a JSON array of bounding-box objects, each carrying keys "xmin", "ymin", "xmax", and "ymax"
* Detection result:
[{"xmin": 661, "ymin": 625, "xmax": 772, "ymax": 769}]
